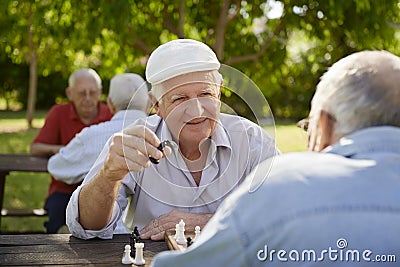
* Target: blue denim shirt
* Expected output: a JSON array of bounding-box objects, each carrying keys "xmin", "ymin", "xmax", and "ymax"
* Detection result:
[{"xmin": 152, "ymin": 126, "xmax": 400, "ymax": 267}]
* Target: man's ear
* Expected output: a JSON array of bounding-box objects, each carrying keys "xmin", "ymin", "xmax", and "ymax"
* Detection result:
[
  {"xmin": 148, "ymin": 92, "xmax": 162, "ymax": 116},
  {"xmin": 65, "ymin": 87, "xmax": 72, "ymax": 101},
  {"xmin": 106, "ymin": 97, "xmax": 116, "ymax": 114},
  {"xmin": 217, "ymin": 82, "xmax": 222, "ymax": 99},
  {"xmin": 317, "ymin": 109, "xmax": 336, "ymax": 151}
]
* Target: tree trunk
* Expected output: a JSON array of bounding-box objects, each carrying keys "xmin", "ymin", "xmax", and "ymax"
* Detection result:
[
  {"xmin": 27, "ymin": 54, "xmax": 38, "ymax": 128},
  {"xmin": 26, "ymin": 4, "xmax": 37, "ymax": 129}
]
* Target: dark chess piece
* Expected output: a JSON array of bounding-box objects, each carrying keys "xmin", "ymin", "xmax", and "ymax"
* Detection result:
[
  {"xmin": 129, "ymin": 232, "xmax": 137, "ymax": 258},
  {"xmin": 186, "ymin": 237, "xmax": 193, "ymax": 247},
  {"xmin": 134, "ymin": 226, "xmax": 140, "ymax": 238},
  {"xmin": 149, "ymin": 140, "xmax": 172, "ymax": 164}
]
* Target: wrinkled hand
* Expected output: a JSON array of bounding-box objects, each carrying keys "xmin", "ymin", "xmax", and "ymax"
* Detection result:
[
  {"xmin": 101, "ymin": 125, "xmax": 172, "ymax": 182},
  {"xmin": 139, "ymin": 210, "xmax": 213, "ymax": 240}
]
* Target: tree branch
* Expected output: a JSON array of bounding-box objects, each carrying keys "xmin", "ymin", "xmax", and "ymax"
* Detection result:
[
  {"xmin": 133, "ymin": 38, "xmax": 153, "ymax": 54},
  {"xmin": 225, "ymin": 20, "xmax": 286, "ymax": 65},
  {"xmin": 178, "ymin": 0, "xmax": 185, "ymax": 38},
  {"xmin": 163, "ymin": 4, "xmax": 182, "ymax": 37},
  {"xmin": 213, "ymin": 0, "xmax": 232, "ymax": 59}
]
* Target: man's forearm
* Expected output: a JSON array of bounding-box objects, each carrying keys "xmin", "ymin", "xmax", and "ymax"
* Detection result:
[
  {"xmin": 30, "ymin": 143, "xmax": 63, "ymax": 157},
  {"xmin": 78, "ymin": 168, "xmax": 121, "ymax": 230}
]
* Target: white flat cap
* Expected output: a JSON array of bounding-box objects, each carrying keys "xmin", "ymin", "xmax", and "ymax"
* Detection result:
[{"xmin": 146, "ymin": 39, "xmax": 220, "ymax": 85}]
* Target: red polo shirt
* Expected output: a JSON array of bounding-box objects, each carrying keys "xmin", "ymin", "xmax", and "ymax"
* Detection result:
[{"xmin": 33, "ymin": 102, "xmax": 112, "ymax": 197}]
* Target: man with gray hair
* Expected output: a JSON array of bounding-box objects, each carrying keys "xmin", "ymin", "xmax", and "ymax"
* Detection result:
[
  {"xmin": 31, "ymin": 68, "xmax": 112, "ymax": 233},
  {"xmin": 151, "ymin": 50, "xmax": 400, "ymax": 266},
  {"xmin": 66, "ymin": 39, "xmax": 278, "ymax": 240},
  {"xmin": 48, "ymin": 73, "xmax": 149, "ymax": 186}
]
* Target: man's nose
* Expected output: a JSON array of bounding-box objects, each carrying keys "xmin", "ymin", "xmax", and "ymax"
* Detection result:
[
  {"xmin": 185, "ymin": 98, "xmax": 204, "ymax": 117},
  {"xmin": 83, "ymin": 91, "xmax": 92, "ymax": 100}
]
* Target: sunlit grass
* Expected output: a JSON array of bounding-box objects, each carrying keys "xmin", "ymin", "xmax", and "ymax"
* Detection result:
[
  {"xmin": 275, "ymin": 124, "xmax": 307, "ymax": 152},
  {"xmin": 0, "ymin": 110, "xmax": 46, "ymax": 133}
]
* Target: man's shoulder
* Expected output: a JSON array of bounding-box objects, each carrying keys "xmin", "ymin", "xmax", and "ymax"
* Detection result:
[
  {"xmin": 48, "ymin": 102, "xmax": 72, "ymax": 112},
  {"xmin": 45, "ymin": 103, "xmax": 73, "ymax": 119},
  {"xmin": 265, "ymin": 151, "xmax": 347, "ymax": 178},
  {"xmin": 76, "ymin": 119, "xmax": 117, "ymax": 138},
  {"xmin": 245, "ymin": 151, "xmax": 369, "ymax": 198}
]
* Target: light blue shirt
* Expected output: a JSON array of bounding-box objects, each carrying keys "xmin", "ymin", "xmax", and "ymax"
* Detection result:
[
  {"xmin": 152, "ymin": 126, "xmax": 400, "ymax": 267},
  {"xmin": 66, "ymin": 113, "xmax": 279, "ymax": 239},
  {"xmin": 48, "ymin": 110, "xmax": 146, "ymax": 184}
]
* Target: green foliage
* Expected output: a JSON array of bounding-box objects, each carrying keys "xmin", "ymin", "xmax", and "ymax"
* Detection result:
[{"xmin": 1, "ymin": 0, "xmax": 400, "ymax": 118}]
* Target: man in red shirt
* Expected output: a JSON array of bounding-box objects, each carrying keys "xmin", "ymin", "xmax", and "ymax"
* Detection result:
[{"xmin": 31, "ymin": 68, "xmax": 112, "ymax": 233}]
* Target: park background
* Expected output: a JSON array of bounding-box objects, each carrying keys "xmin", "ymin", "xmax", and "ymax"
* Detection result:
[{"xmin": 0, "ymin": 0, "xmax": 399, "ymax": 232}]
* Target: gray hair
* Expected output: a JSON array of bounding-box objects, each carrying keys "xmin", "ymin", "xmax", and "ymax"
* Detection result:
[
  {"xmin": 311, "ymin": 50, "xmax": 400, "ymax": 137},
  {"xmin": 150, "ymin": 70, "xmax": 223, "ymax": 102},
  {"xmin": 68, "ymin": 68, "xmax": 102, "ymax": 90},
  {"xmin": 108, "ymin": 73, "xmax": 149, "ymax": 112}
]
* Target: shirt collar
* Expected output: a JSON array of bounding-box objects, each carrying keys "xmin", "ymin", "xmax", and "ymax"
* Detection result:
[
  {"xmin": 324, "ymin": 126, "xmax": 400, "ymax": 158},
  {"xmin": 112, "ymin": 110, "xmax": 146, "ymax": 121},
  {"xmin": 68, "ymin": 101, "xmax": 106, "ymax": 123},
  {"xmin": 68, "ymin": 102, "xmax": 80, "ymax": 121}
]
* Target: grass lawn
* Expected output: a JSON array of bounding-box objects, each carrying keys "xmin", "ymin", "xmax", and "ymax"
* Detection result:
[{"xmin": 0, "ymin": 110, "xmax": 306, "ymax": 233}]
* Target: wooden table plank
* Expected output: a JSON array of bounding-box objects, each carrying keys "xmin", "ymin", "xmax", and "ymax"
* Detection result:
[
  {"xmin": 0, "ymin": 234, "xmax": 169, "ymax": 266},
  {"xmin": 0, "ymin": 154, "xmax": 48, "ymax": 173}
]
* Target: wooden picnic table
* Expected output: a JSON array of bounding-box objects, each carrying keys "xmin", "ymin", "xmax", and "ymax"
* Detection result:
[
  {"xmin": 0, "ymin": 233, "xmax": 169, "ymax": 266},
  {"xmin": 0, "ymin": 154, "xmax": 49, "ymax": 228}
]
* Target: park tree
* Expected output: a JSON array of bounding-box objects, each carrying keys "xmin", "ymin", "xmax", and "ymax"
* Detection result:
[
  {"xmin": 0, "ymin": 0, "xmax": 91, "ymax": 127},
  {"xmin": 1, "ymin": 0, "xmax": 399, "ymax": 125}
]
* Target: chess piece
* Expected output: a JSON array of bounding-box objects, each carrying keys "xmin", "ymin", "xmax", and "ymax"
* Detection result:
[
  {"xmin": 194, "ymin": 225, "xmax": 201, "ymax": 241},
  {"xmin": 175, "ymin": 219, "xmax": 186, "ymax": 245},
  {"xmin": 133, "ymin": 242, "xmax": 145, "ymax": 266},
  {"xmin": 133, "ymin": 226, "xmax": 140, "ymax": 238},
  {"xmin": 173, "ymin": 223, "xmax": 179, "ymax": 240},
  {"xmin": 129, "ymin": 232, "xmax": 137, "ymax": 258},
  {"xmin": 149, "ymin": 140, "xmax": 172, "ymax": 164},
  {"xmin": 186, "ymin": 237, "xmax": 193, "ymax": 247},
  {"xmin": 121, "ymin": 244, "xmax": 134, "ymax": 264}
]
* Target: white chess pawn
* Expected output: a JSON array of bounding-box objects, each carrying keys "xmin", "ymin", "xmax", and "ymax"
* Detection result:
[
  {"xmin": 194, "ymin": 225, "xmax": 201, "ymax": 241},
  {"xmin": 133, "ymin": 242, "xmax": 145, "ymax": 266},
  {"xmin": 176, "ymin": 219, "xmax": 186, "ymax": 245},
  {"xmin": 173, "ymin": 223, "xmax": 179, "ymax": 240},
  {"xmin": 121, "ymin": 244, "xmax": 134, "ymax": 264}
]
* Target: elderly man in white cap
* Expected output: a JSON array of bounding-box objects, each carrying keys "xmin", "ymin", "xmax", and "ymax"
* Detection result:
[{"xmin": 66, "ymin": 39, "xmax": 278, "ymax": 240}]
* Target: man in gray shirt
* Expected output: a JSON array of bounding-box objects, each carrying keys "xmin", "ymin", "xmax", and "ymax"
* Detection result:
[{"xmin": 152, "ymin": 50, "xmax": 400, "ymax": 266}]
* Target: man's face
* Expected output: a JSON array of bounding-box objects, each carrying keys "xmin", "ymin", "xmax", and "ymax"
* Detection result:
[
  {"xmin": 155, "ymin": 72, "xmax": 221, "ymax": 147},
  {"xmin": 67, "ymin": 76, "xmax": 101, "ymax": 119}
]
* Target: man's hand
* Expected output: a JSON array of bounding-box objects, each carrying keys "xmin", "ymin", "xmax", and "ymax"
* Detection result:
[
  {"xmin": 102, "ymin": 125, "xmax": 171, "ymax": 182},
  {"xmin": 78, "ymin": 124, "xmax": 172, "ymax": 231},
  {"xmin": 139, "ymin": 210, "xmax": 213, "ymax": 240}
]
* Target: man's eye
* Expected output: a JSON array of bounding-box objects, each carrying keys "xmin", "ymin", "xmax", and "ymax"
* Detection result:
[
  {"xmin": 172, "ymin": 97, "xmax": 185, "ymax": 103},
  {"xmin": 200, "ymin": 92, "xmax": 213, "ymax": 97}
]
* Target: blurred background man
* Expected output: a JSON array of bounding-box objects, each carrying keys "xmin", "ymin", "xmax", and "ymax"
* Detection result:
[
  {"xmin": 48, "ymin": 73, "xmax": 149, "ymax": 187},
  {"xmin": 30, "ymin": 68, "xmax": 112, "ymax": 233}
]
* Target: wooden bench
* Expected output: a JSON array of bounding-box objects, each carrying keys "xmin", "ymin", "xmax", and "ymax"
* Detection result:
[{"xmin": 0, "ymin": 154, "xmax": 49, "ymax": 229}]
